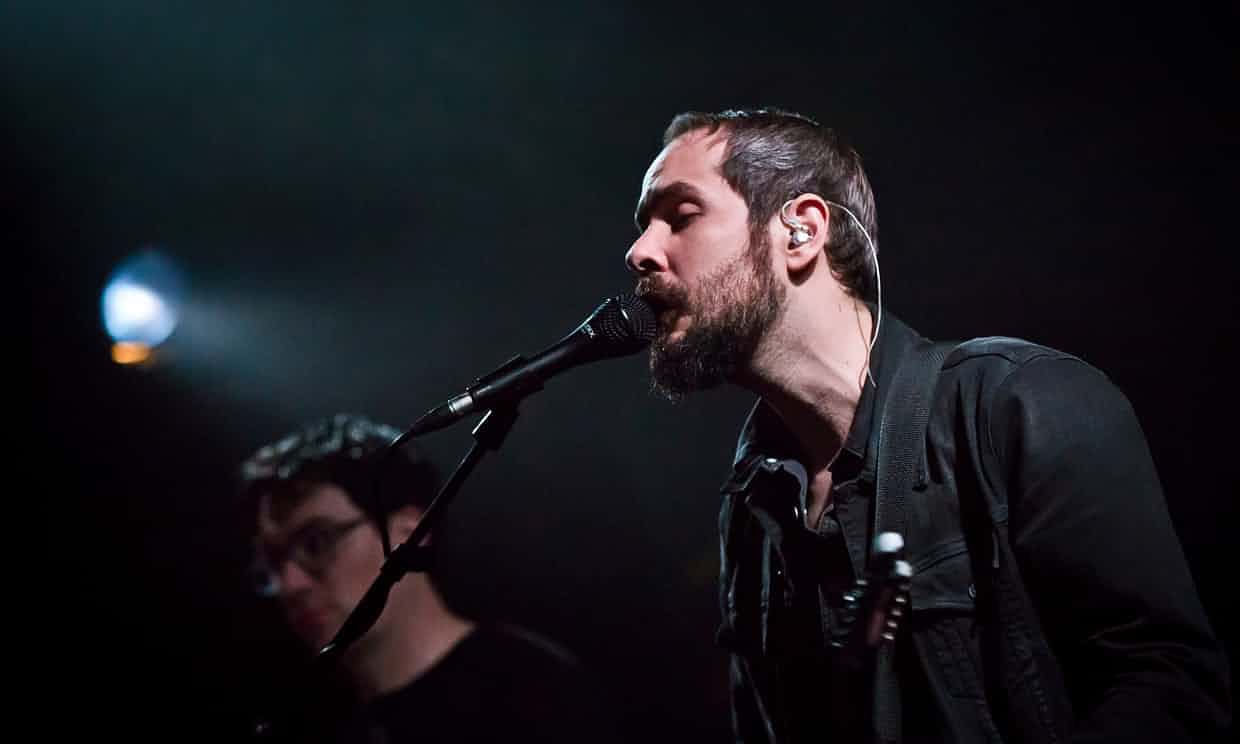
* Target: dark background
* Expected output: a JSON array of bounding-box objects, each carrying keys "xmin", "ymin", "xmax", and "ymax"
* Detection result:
[{"xmin": 13, "ymin": 1, "xmax": 1236, "ymax": 741}]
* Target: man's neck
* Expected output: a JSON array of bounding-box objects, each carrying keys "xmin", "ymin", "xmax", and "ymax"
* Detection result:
[
  {"xmin": 742, "ymin": 299, "xmax": 873, "ymax": 477},
  {"xmin": 347, "ymin": 577, "xmax": 476, "ymax": 700}
]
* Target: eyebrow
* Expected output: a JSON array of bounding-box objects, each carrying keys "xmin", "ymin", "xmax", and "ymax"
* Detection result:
[
  {"xmin": 256, "ymin": 516, "xmax": 336, "ymax": 554},
  {"xmin": 635, "ymin": 180, "xmax": 706, "ymax": 231}
]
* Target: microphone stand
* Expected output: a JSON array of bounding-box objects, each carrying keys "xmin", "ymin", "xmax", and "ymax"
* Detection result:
[
  {"xmin": 253, "ymin": 402, "xmax": 521, "ymax": 741},
  {"xmin": 320, "ymin": 402, "xmax": 519, "ymax": 660}
]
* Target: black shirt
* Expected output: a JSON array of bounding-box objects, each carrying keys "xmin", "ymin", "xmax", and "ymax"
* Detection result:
[{"xmin": 309, "ymin": 624, "xmax": 621, "ymax": 744}]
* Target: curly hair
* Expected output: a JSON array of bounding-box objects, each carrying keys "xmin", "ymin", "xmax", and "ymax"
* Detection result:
[{"xmin": 239, "ymin": 413, "xmax": 440, "ymax": 520}]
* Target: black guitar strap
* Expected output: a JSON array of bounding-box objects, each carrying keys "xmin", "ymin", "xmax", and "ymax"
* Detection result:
[{"xmin": 871, "ymin": 340, "xmax": 955, "ymax": 744}]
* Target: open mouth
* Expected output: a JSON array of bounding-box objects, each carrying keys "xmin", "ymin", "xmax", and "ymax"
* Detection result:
[
  {"xmin": 636, "ymin": 288, "xmax": 678, "ymax": 322},
  {"xmin": 635, "ymin": 279, "xmax": 689, "ymax": 336},
  {"xmin": 637, "ymin": 288, "xmax": 666, "ymax": 310},
  {"xmin": 649, "ymin": 302, "xmax": 682, "ymax": 333}
]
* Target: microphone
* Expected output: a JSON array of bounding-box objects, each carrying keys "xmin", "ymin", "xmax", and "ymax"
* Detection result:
[{"xmin": 408, "ymin": 293, "xmax": 657, "ymax": 435}]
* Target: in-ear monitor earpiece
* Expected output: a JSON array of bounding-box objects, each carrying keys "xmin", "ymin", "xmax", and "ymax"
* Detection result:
[{"xmin": 780, "ymin": 200, "xmax": 814, "ymax": 246}]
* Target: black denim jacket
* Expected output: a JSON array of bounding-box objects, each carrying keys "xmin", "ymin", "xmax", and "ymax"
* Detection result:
[{"xmin": 717, "ymin": 311, "xmax": 1231, "ymax": 743}]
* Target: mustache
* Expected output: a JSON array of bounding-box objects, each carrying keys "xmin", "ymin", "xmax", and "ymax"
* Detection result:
[{"xmin": 636, "ymin": 276, "xmax": 689, "ymax": 310}]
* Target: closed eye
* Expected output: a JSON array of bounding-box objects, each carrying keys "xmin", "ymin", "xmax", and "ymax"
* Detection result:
[
  {"xmin": 635, "ymin": 180, "xmax": 706, "ymax": 233},
  {"xmin": 670, "ymin": 210, "xmax": 700, "ymax": 231},
  {"xmin": 666, "ymin": 198, "xmax": 703, "ymax": 230}
]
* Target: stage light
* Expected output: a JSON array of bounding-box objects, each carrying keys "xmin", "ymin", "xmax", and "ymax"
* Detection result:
[{"xmin": 101, "ymin": 249, "xmax": 184, "ymax": 364}]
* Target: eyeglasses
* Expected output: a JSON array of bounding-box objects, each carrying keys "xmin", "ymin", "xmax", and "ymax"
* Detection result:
[{"xmin": 251, "ymin": 517, "xmax": 370, "ymax": 597}]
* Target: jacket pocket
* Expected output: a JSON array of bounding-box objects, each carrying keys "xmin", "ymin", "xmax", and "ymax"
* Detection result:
[{"xmin": 909, "ymin": 538, "xmax": 976, "ymax": 613}]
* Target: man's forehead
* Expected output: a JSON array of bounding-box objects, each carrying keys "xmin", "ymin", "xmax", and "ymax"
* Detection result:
[
  {"xmin": 641, "ymin": 128, "xmax": 729, "ymax": 195},
  {"xmin": 256, "ymin": 482, "xmax": 357, "ymax": 539}
]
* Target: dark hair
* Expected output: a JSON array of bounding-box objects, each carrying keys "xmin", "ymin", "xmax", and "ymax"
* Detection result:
[
  {"xmin": 238, "ymin": 413, "xmax": 439, "ymax": 521},
  {"xmin": 663, "ymin": 108, "xmax": 878, "ymax": 300}
]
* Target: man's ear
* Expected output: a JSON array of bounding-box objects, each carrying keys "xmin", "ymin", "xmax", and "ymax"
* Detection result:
[
  {"xmin": 775, "ymin": 193, "xmax": 830, "ymax": 274},
  {"xmin": 385, "ymin": 503, "xmax": 427, "ymax": 545}
]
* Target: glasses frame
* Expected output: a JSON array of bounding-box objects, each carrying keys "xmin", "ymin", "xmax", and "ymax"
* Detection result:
[{"xmin": 251, "ymin": 516, "xmax": 370, "ymax": 597}]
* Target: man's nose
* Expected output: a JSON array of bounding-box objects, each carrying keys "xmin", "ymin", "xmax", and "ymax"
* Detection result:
[
  {"xmin": 625, "ymin": 227, "xmax": 668, "ymax": 276},
  {"xmin": 275, "ymin": 558, "xmax": 316, "ymax": 597}
]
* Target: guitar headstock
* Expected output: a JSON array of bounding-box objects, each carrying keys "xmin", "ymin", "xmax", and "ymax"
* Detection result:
[
  {"xmin": 838, "ymin": 532, "xmax": 914, "ymax": 653},
  {"xmin": 865, "ymin": 536, "xmax": 913, "ymax": 647}
]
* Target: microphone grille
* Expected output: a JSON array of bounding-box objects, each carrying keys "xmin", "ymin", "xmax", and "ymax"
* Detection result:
[{"xmin": 592, "ymin": 293, "xmax": 658, "ymax": 350}]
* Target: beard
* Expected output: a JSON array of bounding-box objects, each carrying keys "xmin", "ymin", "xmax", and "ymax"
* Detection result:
[{"xmin": 638, "ymin": 233, "xmax": 785, "ymax": 401}]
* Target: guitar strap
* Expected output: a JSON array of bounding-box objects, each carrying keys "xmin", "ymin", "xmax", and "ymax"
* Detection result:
[{"xmin": 871, "ymin": 339, "xmax": 955, "ymax": 744}]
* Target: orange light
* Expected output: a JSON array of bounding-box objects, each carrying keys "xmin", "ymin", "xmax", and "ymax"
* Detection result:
[{"xmin": 111, "ymin": 341, "xmax": 153, "ymax": 365}]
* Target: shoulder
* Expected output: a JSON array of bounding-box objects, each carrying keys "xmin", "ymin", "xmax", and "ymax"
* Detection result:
[
  {"xmin": 942, "ymin": 335, "xmax": 1085, "ymax": 373},
  {"xmin": 933, "ymin": 334, "xmax": 1139, "ymax": 441},
  {"xmin": 375, "ymin": 624, "xmax": 620, "ymax": 742},
  {"xmin": 936, "ymin": 336, "xmax": 1144, "ymax": 464},
  {"xmin": 462, "ymin": 622, "xmax": 584, "ymax": 673},
  {"xmin": 465, "ymin": 624, "xmax": 622, "ymax": 738},
  {"xmin": 938, "ymin": 335, "xmax": 1121, "ymax": 403}
]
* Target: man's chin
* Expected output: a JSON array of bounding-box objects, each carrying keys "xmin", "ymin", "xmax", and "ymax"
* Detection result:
[
  {"xmin": 649, "ymin": 349, "xmax": 727, "ymax": 401},
  {"xmin": 290, "ymin": 613, "xmax": 339, "ymax": 651}
]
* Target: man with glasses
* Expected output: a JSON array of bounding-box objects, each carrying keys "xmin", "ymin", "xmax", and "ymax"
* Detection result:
[{"xmin": 239, "ymin": 413, "xmax": 620, "ymax": 743}]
